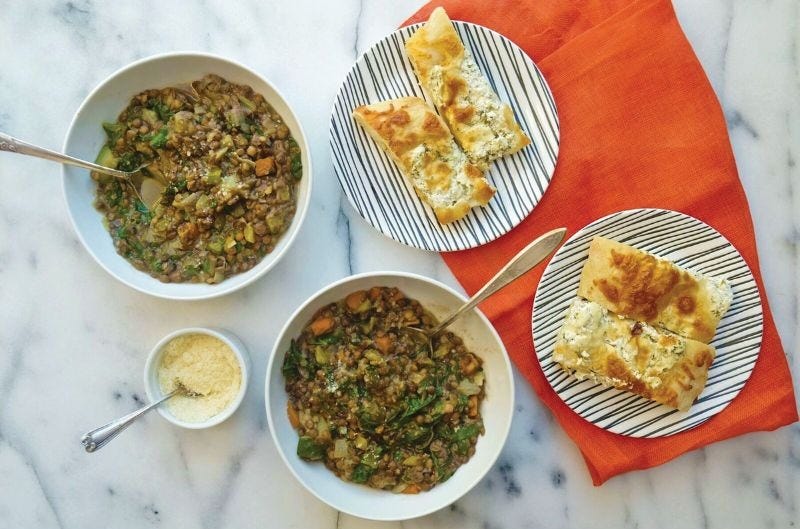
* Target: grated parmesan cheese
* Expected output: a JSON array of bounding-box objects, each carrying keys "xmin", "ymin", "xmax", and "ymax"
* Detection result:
[{"xmin": 157, "ymin": 333, "xmax": 242, "ymax": 423}]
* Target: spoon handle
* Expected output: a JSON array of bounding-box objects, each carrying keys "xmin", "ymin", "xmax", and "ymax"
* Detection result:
[
  {"xmin": 80, "ymin": 390, "xmax": 177, "ymax": 453},
  {"xmin": 0, "ymin": 131, "xmax": 131, "ymax": 179},
  {"xmin": 432, "ymin": 227, "xmax": 567, "ymax": 335}
]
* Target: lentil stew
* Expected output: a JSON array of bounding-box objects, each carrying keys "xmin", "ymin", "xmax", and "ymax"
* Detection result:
[
  {"xmin": 91, "ymin": 74, "xmax": 301, "ymax": 283},
  {"xmin": 282, "ymin": 287, "xmax": 485, "ymax": 493}
]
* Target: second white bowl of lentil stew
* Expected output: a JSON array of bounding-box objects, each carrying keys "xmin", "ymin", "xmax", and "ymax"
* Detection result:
[
  {"xmin": 265, "ymin": 272, "xmax": 515, "ymax": 521},
  {"xmin": 62, "ymin": 52, "xmax": 311, "ymax": 299}
]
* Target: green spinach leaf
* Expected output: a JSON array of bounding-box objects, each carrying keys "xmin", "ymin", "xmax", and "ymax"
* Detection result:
[
  {"xmin": 288, "ymin": 138, "xmax": 302, "ymax": 180},
  {"xmin": 310, "ymin": 330, "xmax": 341, "ymax": 346},
  {"xmin": 396, "ymin": 393, "xmax": 435, "ymax": 423},
  {"xmin": 350, "ymin": 464, "xmax": 372, "ymax": 483},
  {"xmin": 357, "ymin": 401, "xmax": 385, "ymax": 430},
  {"xmin": 431, "ymin": 453, "xmax": 454, "ymax": 483},
  {"xmin": 282, "ymin": 339, "xmax": 302, "ymax": 378},
  {"xmin": 149, "ymin": 126, "xmax": 169, "ymax": 148},
  {"xmin": 134, "ymin": 200, "xmax": 152, "ymax": 223},
  {"xmin": 117, "ymin": 151, "xmax": 143, "ymax": 172},
  {"xmin": 400, "ymin": 424, "xmax": 433, "ymax": 446},
  {"xmin": 148, "ymin": 99, "xmax": 174, "ymax": 122},
  {"xmin": 451, "ymin": 422, "xmax": 481, "ymax": 442},
  {"xmin": 350, "ymin": 445, "xmax": 383, "ymax": 483}
]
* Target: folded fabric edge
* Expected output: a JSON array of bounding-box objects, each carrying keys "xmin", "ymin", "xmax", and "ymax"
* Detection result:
[
  {"xmin": 401, "ymin": 0, "xmax": 648, "ymax": 62},
  {"xmin": 582, "ymin": 410, "xmax": 798, "ymax": 485}
]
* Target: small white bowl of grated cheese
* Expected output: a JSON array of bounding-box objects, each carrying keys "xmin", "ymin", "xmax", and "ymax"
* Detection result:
[{"xmin": 144, "ymin": 327, "xmax": 250, "ymax": 429}]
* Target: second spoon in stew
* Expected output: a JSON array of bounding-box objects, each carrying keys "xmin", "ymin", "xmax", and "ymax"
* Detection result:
[{"xmin": 403, "ymin": 227, "xmax": 566, "ymax": 346}]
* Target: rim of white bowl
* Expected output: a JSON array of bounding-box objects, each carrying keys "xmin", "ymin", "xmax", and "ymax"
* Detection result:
[
  {"xmin": 264, "ymin": 271, "xmax": 515, "ymax": 521},
  {"xmin": 144, "ymin": 326, "xmax": 250, "ymax": 429},
  {"xmin": 61, "ymin": 51, "xmax": 313, "ymax": 300}
]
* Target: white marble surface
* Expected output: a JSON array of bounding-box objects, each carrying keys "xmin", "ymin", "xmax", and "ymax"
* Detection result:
[{"xmin": 0, "ymin": 1, "xmax": 797, "ymax": 528}]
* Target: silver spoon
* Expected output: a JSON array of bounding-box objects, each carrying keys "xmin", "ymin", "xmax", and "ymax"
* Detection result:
[
  {"xmin": 0, "ymin": 131, "xmax": 151, "ymax": 181},
  {"xmin": 404, "ymin": 227, "xmax": 567, "ymax": 345},
  {"xmin": 80, "ymin": 382, "xmax": 200, "ymax": 453}
]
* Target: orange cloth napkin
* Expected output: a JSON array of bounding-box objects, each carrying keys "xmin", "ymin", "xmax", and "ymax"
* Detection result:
[{"xmin": 404, "ymin": 0, "xmax": 798, "ymax": 484}]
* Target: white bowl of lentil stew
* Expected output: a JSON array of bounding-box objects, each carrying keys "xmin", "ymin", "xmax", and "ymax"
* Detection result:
[
  {"xmin": 62, "ymin": 52, "xmax": 311, "ymax": 299},
  {"xmin": 265, "ymin": 272, "xmax": 514, "ymax": 521}
]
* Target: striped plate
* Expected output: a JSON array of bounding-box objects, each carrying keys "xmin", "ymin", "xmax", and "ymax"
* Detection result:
[
  {"xmin": 532, "ymin": 209, "xmax": 763, "ymax": 437},
  {"xmin": 330, "ymin": 22, "xmax": 559, "ymax": 251}
]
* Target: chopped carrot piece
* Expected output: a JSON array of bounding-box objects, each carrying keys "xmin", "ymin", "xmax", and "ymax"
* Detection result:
[
  {"xmin": 402, "ymin": 484, "xmax": 421, "ymax": 494},
  {"xmin": 255, "ymin": 157, "xmax": 275, "ymax": 176},
  {"xmin": 368, "ymin": 287, "xmax": 382, "ymax": 301},
  {"xmin": 287, "ymin": 402, "xmax": 300, "ymax": 428},
  {"xmin": 310, "ymin": 317, "xmax": 334, "ymax": 336},
  {"xmin": 345, "ymin": 290, "xmax": 367, "ymax": 311},
  {"xmin": 375, "ymin": 335, "xmax": 392, "ymax": 354}
]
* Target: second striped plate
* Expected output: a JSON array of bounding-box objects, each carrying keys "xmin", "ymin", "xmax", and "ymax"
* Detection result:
[
  {"xmin": 330, "ymin": 21, "xmax": 559, "ymax": 251},
  {"xmin": 532, "ymin": 209, "xmax": 763, "ymax": 437}
]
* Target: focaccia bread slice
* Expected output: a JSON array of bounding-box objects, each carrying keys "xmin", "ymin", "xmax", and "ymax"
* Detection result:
[
  {"xmin": 405, "ymin": 7, "xmax": 530, "ymax": 167},
  {"xmin": 578, "ymin": 237, "xmax": 733, "ymax": 343},
  {"xmin": 352, "ymin": 96, "xmax": 494, "ymax": 224},
  {"xmin": 554, "ymin": 298, "xmax": 716, "ymax": 411}
]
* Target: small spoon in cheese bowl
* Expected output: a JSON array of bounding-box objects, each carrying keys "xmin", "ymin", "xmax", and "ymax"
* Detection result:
[
  {"xmin": 80, "ymin": 381, "xmax": 201, "ymax": 453},
  {"xmin": 81, "ymin": 327, "xmax": 250, "ymax": 452}
]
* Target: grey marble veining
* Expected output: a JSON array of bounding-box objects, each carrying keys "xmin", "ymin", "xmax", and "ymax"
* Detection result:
[{"xmin": 0, "ymin": 1, "xmax": 797, "ymax": 528}]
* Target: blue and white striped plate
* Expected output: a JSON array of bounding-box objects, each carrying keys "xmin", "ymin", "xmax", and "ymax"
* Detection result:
[
  {"xmin": 532, "ymin": 209, "xmax": 763, "ymax": 437},
  {"xmin": 329, "ymin": 21, "xmax": 560, "ymax": 251}
]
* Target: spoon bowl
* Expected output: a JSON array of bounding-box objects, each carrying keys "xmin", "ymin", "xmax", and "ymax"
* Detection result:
[
  {"xmin": 0, "ymin": 130, "xmax": 152, "ymax": 181},
  {"xmin": 80, "ymin": 384, "xmax": 194, "ymax": 453},
  {"xmin": 401, "ymin": 227, "xmax": 567, "ymax": 349}
]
